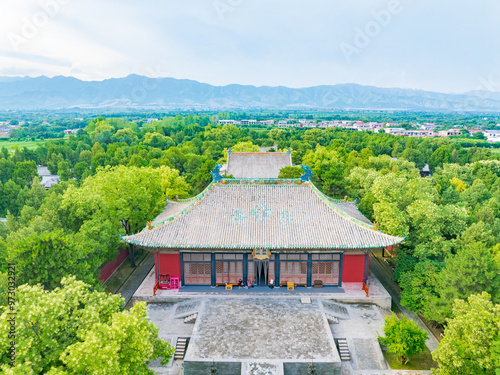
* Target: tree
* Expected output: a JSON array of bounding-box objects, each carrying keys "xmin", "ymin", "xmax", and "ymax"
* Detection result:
[
  {"xmin": 231, "ymin": 141, "xmax": 259, "ymax": 152},
  {"xmin": 13, "ymin": 160, "xmax": 38, "ymax": 186},
  {"xmin": 62, "ymin": 166, "xmax": 189, "ymax": 266},
  {"xmin": 426, "ymin": 240, "xmax": 500, "ymax": 324},
  {"xmin": 302, "ymin": 147, "xmax": 346, "ymax": 197},
  {"xmin": 278, "ymin": 166, "xmax": 303, "ymax": 179},
  {"xmin": 5, "ymin": 229, "xmax": 96, "ymax": 290},
  {"xmin": 72, "ymin": 161, "xmax": 89, "ymax": 184},
  {"xmin": 0, "ymin": 277, "xmax": 173, "ymax": 374},
  {"xmin": 473, "ymin": 131, "xmax": 487, "ymax": 140},
  {"xmin": 399, "ymin": 260, "xmax": 440, "ymax": 316},
  {"xmin": 57, "ymin": 160, "xmax": 71, "ymax": 181},
  {"xmin": 432, "ymin": 292, "xmax": 500, "ymax": 375},
  {"xmin": 379, "ymin": 314, "xmax": 428, "ymax": 365},
  {"xmin": 428, "ymin": 147, "xmax": 452, "ymax": 172}
]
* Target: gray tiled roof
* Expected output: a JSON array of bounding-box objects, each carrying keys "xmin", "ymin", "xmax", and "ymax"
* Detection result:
[
  {"xmin": 334, "ymin": 202, "xmax": 373, "ymax": 225},
  {"xmin": 123, "ymin": 181, "xmax": 404, "ymax": 250},
  {"xmin": 151, "ymin": 201, "xmax": 190, "ymax": 226},
  {"xmin": 226, "ymin": 152, "xmax": 292, "ymax": 178}
]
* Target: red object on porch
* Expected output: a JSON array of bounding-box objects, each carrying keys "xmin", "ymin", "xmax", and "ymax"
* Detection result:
[
  {"xmin": 342, "ymin": 254, "xmax": 366, "ymax": 283},
  {"xmin": 158, "ymin": 273, "xmax": 171, "ymax": 289},
  {"xmin": 170, "ymin": 277, "xmax": 180, "ymax": 290},
  {"xmin": 362, "ymin": 281, "xmax": 369, "ymax": 297},
  {"xmin": 153, "ymin": 280, "xmax": 160, "ymax": 296}
]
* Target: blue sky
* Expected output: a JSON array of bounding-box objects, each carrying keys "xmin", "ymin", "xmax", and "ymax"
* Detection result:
[{"xmin": 0, "ymin": 0, "xmax": 499, "ymax": 93}]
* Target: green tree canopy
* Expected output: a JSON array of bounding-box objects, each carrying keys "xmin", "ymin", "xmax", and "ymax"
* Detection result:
[
  {"xmin": 278, "ymin": 166, "xmax": 303, "ymax": 179},
  {"xmin": 379, "ymin": 314, "xmax": 428, "ymax": 365},
  {"xmin": 0, "ymin": 277, "xmax": 173, "ymax": 374},
  {"xmin": 432, "ymin": 292, "xmax": 500, "ymax": 375}
]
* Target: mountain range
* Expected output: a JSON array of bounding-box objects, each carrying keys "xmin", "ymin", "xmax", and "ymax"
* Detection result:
[{"xmin": 0, "ymin": 75, "xmax": 499, "ymax": 111}]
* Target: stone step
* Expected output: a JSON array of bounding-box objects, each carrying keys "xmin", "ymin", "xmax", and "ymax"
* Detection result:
[
  {"xmin": 184, "ymin": 313, "xmax": 198, "ymax": 323},
  {"xmin": 174, "ymin": 337, "xmax": 189, "ymax": 360}
]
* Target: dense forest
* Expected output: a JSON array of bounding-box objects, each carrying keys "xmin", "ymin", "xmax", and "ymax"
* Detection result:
[{"xmin": 1, "ymin": 114, "xmax": 500, "ymax": 374}]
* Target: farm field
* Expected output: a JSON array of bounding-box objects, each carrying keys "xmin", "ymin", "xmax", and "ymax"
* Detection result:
[{"xmin": 0, "ymin": 139, "xmax": 46, "ymax": 151}]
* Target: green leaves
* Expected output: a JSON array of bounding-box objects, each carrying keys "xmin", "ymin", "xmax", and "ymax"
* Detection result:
[
  {"xmin": 379, "ymin": 314, "xmax": 428, "ymax": 365},
  {"xmin": 0, "ymin": 277, "xmax": 173, "ymax": 374},
  {"xmin": 432, "ymin": 293, "xmax": 500, "ymax": 375},
  {"xmin": 6, "ymin": 230, "xmax": 95, "ymax": 290}
]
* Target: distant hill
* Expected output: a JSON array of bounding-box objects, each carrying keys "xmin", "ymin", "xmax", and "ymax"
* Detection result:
[{"xmin": 0, "ymin": 75, "xmax": 499, "ymax": 111}]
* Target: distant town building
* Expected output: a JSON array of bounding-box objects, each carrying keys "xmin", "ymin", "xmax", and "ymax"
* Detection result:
[
  {"xmin": 485, "ymin": 130, "xmax": 500, "ymax": 142},
  {"xmin": 420, "ymin": 123, "xmax": 437, "ymax": 131},
  {"xmin": 277, "ymin": 120, "xmax": 288, "ymax": 128},
  {"xmin": 436, "ymin": 129, "xmax": 460, "ymax": 137},
  {"xmin": 217, "ymin": 120, "xmax": 236, "ymax": 125},
  {"xmin": 260, "ymin": 120, "xmax": 274, "ymax": 126},
  {"xmin": 404, "ymin": 130, "xmax": 434, "ymax": 138},
  {"xmin": 240, "ymin": 120, "xmax": 258, "ymax": 125},
  {"xmin": 385, "ymin": 128, "xmax": 406, "ymax": 136},
  {"xmin": 467, "ymin": 129, "xmax": 484, "ymax": 136},
  {"xmin": 146, "ymin": 118, "xmax": 159, "ymax": 124},
  {"xmin": 64, "ymin": 129, "xmax": 80, "ymax": 135}
]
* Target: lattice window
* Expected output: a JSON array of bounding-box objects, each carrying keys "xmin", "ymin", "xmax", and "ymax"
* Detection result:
[
  {"xmin": 312, "ymin": 254, "xmax": 341, "ymax": 261},
  {"xmin": 215, "ymin": 254, "xmax": 243, "ymax": 260},
  {"xmin": 248, "ymin": 261, "xmax": 254, "ymax": 284},
  {"xmin": 183, "ymin": 263, "xmax": 211, "ymax": 285},
  {"xmin": 215, "ymin": 261, "xmax": 243, "ymax": 284},
  {"xmin": 282, "ymin": 254, "xmax": 307, "ymax": 261},
  {"xmin": 311, "ymin": 262, "xmax": 339, "ymax": 285},
  {"xmin": 279, "ymin": 261, "xmax": 307, "ymax": 284},
  {"xmin": 183, "ymin": 253, "xmax": 211, "ymax": 262}
]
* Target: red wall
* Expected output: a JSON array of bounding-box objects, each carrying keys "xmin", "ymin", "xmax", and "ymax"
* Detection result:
[
  {"xmin": 156, "ymin": 253, "xmax": 181, "ymax": 281},
  {"xmin": 342, "ymin": 254, "xmax": 367, "ymax": 283},
  {"xmin": 99, "ymin": 248, "xmax": 129, "ymax": 284}
]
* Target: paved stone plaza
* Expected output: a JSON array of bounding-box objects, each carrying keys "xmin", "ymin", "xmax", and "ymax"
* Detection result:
[
  {"xmin": 146, "ymin": 296, "xmax": 410, "ymax": 374},
  {"xmin": 185, "ymin": 298, "xmax": 339, "ymax": 361}
]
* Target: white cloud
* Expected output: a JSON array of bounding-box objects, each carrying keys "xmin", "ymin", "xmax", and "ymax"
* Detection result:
[{"xmin": 0, "ymin": 0, "xmax": 498, "ymax": 92}]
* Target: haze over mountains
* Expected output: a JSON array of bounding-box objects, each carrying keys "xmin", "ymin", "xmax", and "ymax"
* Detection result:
[{"xmin": 0, "ymin": 75, "xmax": 499, "ymax": 111}]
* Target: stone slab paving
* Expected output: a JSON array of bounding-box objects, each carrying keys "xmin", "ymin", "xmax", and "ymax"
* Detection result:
[
  {"xmin": 148, "ymin": 302, "xmax": 196, "ymax": 340},
  {"xmin": 185, "ymin": 297, "xmax": 339, "ymax": 362}
]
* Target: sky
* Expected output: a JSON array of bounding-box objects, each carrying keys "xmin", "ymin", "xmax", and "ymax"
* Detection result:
[{"xmin": 0, "ymin": 0, "xmax": 499, "ymax": 93}]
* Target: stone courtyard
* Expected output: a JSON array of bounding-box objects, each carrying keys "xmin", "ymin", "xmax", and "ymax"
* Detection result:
[
  {"xmin": 186, "ymin": 298, "xmax": 338, "ymax": 361},
  {"xmin": 146, "ymin": 295, "xmax": 405, "ymax": 375}
]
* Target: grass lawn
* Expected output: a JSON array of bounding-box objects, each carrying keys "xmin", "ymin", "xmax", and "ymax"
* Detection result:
[
  {"xmin": 382, "ymin": 345, "xmax": 438, "ymax": 371},
  {"xmin": 491, "ymin": 148, "xmax": 500, "ymax": 154},
  {"xmin": 0, "ymin": 139, "xmax": 46, "ymax": 151}
]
